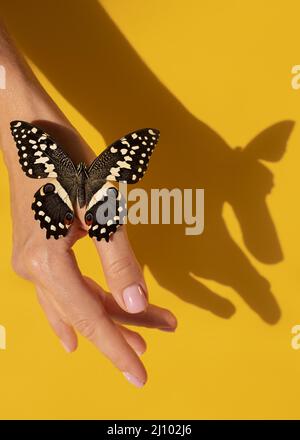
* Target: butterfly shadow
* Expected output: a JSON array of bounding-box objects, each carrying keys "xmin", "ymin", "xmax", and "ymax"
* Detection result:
[{"xmin": 1, "ymin": 0, "xmax": 295, "ymax": 323}]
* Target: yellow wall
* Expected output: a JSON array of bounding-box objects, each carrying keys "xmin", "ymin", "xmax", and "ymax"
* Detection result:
[{"xmin": 0, "ymin": 0, "xmax": 300, "ymax": 419}]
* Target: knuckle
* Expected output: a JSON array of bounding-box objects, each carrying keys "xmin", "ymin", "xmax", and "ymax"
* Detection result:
[
  {"xmin": 26, "ymin": 251, "xmax": 48, "ymax": 276},
  {"xmin": 11, "ymin": 240, "xmax": 44, "ymax": 279},
  {"xmin": 107, "ymin": 256, "xmax": 134, "ymax": 278},
  {"xmin": 73, "ymin": 317, "xmax": 99, "ymax": 340},
  {"xmin": 11, "ymin": 253, "xmax": 29, "ymax": 279},
  {"xmin": 18, "ymin": 241, "xmax": 52, "ymax": 279}
]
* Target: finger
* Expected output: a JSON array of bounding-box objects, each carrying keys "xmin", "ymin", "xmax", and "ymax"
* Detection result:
[
  {"xmin": 36, "ymin": 285, "xmax": 78, "ymax": 353},
  {"xmin": 95, "ymin": 226, "xmax": 148, "ymax": 314},
  {"xmin": 39, "ymin": 250, "xmax": 147, "ymax": 387},
  {"xmin": 84, "ymin": 276, "xmax": 177, "ymax": 331},
  {"xmin": 117, "ymin": 324, "xmax": 147, "ymax": 356}
]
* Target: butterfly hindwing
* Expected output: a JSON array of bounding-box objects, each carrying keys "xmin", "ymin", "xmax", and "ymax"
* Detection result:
[
  {"xmin": 10, "ymin": 120, "xmax": 76, "ymax": 180},
  {"xmin": 87, "ymin": 128, "xmax": 160, "ymax": 185},
  {"xmin": 32, "ymin": 181, "xmax": 75, "ymax": 239},
  {"xmin": 84, "ymin": 183, "xmax": 127, "ymax": 242}
]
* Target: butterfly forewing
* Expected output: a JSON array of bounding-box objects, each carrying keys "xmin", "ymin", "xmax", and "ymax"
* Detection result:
[
  {"xmin": 87, "ymin": 128, "xmax": 160, "ymax": 184},
  {"xmin": 10, "ymin": 121, "xmax": 77, "ymax": 180}
]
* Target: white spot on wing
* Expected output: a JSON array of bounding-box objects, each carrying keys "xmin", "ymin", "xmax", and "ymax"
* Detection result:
[
  {"xmin": 110, "ymin": 167, "xmax": 120, "ymax": 177},
  {"xmin": 35, "ymin": 157, "xmax": 49, "ymax": 165},
  {"xmin": 44, "ymin": 163, "xmax": 55, "ymax": 174},
  {"xmin": 55, "ymin": 181, "xmax": 73, "ymax": 210},
  {"xmin": 121, "ymin": 139, "xmax": 130, "ymax": 148},
  {"xmin": 117, "ymin": 160, "xmax": 131, "ymax": 170}
]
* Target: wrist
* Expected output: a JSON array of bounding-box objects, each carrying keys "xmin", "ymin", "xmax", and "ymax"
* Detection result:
[{"xmin": 0, "ymin": 22, "xmax": 95, "ymax": 179}]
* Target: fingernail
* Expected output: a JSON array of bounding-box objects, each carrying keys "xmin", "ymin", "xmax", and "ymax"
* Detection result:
[
  {"xmin": 123, "ymin": 372, "xmax": 145, "ymax": 388},
  {"xmin": 61, "ymin": 340, "xmax": 72, "ymax": 353},
  {"xmin": 135, "ymin": 347, "xmax": 146, "ymax": 356},
  {"xmin": 162, "ymin": 314, "xmax": 178, "ymax": 331},
  {"xmin": 123, "ymin": 284, "xmax": 147, "ymax": 313}
]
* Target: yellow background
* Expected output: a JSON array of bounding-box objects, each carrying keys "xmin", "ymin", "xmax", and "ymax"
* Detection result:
[{"xmin": 0, "ymin": 0, "xmax": 300, "ymax": 419}]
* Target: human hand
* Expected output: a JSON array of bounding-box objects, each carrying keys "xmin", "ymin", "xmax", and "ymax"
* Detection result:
[
  {"xmin": 0, "ymin": 23, "xmax": 177, "ymax": 388},
  {"xmin": 5, "ymin": 118, "xmax": 177, "ymax": 388}
]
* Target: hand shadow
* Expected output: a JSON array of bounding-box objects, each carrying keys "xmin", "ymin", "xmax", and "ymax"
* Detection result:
[{"xmin": 1, "ymin": 0, "xmax": 295, "ymax": 323}]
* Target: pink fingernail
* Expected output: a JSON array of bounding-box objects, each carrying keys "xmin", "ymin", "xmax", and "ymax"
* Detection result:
[
  {"xmin": 123, "ymin": 284, "xmax": 147, "ymax": 313},
  {"xmin": 61, "ymin": 340, "xmax": 72, "ymax": 353},
  {"xmin": 123, "ymin": 372, "xmax": 145, "ymax": 388}
]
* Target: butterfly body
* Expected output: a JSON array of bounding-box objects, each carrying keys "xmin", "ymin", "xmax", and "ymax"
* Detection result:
[
  {"xmin": 10, "ymin": 121, "xmax": 160, "ymax": 241},
  {"xmin": 68, "ymin": 161, "xmax": 104, "ymax": 208},
  {"xmin": 76, "ymin": 162, "xmax": 87, "ymax": 208}
]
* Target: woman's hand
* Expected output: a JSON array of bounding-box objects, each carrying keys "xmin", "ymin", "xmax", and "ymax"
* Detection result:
[
  {"xmin": 0, "ymin": 22, "xmax": 177, "ymax": 388},
  {"xmin": 5, "ymin": 118, "xmax": 177, "ymax": 388}
]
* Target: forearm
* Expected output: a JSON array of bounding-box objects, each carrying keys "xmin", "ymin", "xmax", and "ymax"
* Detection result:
[{"xmin": 0, "ymin": 20, "xmax": 94, "ymax": 168}]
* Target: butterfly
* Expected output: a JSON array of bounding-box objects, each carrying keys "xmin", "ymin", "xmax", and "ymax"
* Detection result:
[{"xmin": 10, "ymin": 121, "xmax": 160, "ymax": 241}]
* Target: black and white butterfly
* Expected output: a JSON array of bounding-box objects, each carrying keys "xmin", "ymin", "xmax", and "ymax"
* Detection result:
[{"xmin": 10, "ymin": 121, "xmax": 160, "ymax": 241}]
